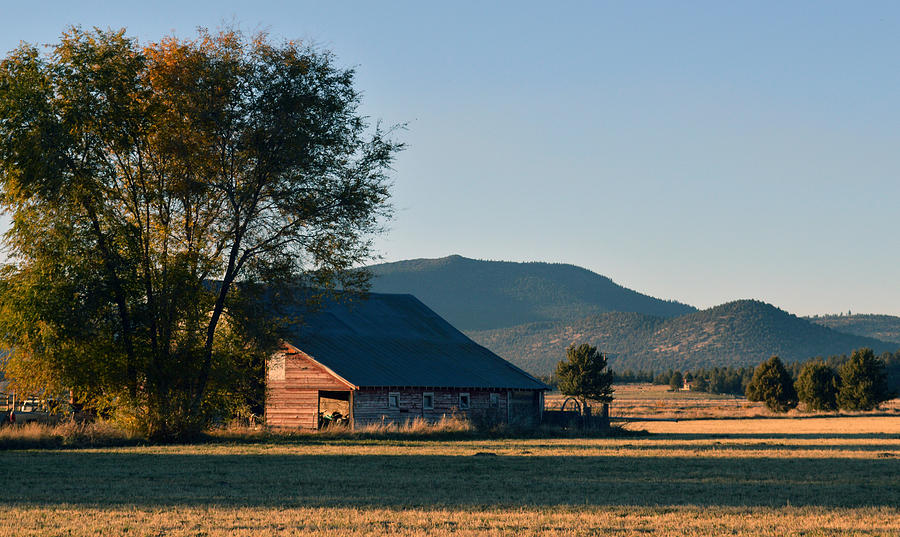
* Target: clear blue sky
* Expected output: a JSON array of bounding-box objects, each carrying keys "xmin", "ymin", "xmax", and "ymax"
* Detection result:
[{"xmin": 1, "ymin": 1, "xmax": 898, "ymax": 315}]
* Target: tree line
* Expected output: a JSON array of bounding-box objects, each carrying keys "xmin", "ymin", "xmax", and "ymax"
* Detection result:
[
  {"xmin": 540, "ymin": 348, "xmax": 898, "ymax": 413},
  {"xmin": 745, "ymin": 348, "xmax": 894, "ymax": 412}
]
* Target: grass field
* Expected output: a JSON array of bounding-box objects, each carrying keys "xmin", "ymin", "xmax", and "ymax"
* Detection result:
[
  {"xmin": 547, "ymin": 383, "xmax": 900, "ymax": 420},
  {"xmin": 2, "ymin": 415, "xmax": 899, "ymax": 536}
]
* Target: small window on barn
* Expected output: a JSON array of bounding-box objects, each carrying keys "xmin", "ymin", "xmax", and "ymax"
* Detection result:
[
  {"xmin": 423, "ymin": 392, "xmax": 435, "ymax": 410},
  {"xmin": 268, "ymin": 354, "xmax": 285, "ymax": 381},
  {"xmin": 459, "ymin": 393, "xmax": 470, "ymax": 410},
  {"xmin": 490, "ymin": 393, "xmax": 499, "ymax": 408},
  {"xmin": 388, "ymin": 392, "xmax": 400, "ymax": 409}
]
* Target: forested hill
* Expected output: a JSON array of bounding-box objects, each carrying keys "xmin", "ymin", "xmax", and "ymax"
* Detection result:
[
  {"xmin": 806, "ymin": 314, "xmax": 900, "ymax": 344},
  {"xmin": 366, "ymin": 255, "xmax": 695, "ymax": 331},
  {"xmin": 467, "ymin": 300, "xmax": 898, "ymax": 375}
]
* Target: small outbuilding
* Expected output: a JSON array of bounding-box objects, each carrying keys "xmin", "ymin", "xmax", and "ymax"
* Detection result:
[{"xmin": 265, "ymin": 292, "xmax": 548, "ymax": 429}]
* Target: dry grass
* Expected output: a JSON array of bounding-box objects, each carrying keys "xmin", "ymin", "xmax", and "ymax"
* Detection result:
[
  {"xmin": 5, "ymin": 505, "xmax": 899, "ymax": 536},
  {"xmin": 2, "ymin": 415, "xmax": 899, "ymax": 536},
  {"xmin": 0, "ymin": 420, "xmax": 139, "ymax": 449},
  {"xmin": 553, "ymin": 383, "xmax": 900, "ymax": 420}
]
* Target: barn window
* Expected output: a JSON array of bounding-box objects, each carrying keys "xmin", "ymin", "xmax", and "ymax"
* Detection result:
[
  {"xmin": 490, "ymin": 393, "xmax": 499, "ymax": 408},
  {"xmin": 388, "ymin": 392, "xmax": 400, "ymax": 409},
  {"xmin": 423, "ymin": 392, "xmax": 434, "ymax": 410},
  {"xmin": 459, "ymin": 393, "xmax": 470, "ymax": 410},
  {"xmin": 268, "ymin": 354, "xmax": 285, "ymax": 381}
]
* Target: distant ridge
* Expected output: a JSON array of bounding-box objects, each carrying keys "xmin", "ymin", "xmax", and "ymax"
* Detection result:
[
  {"xmin": 467, "ymin": 299, "xmax": 898, "ymax": 375},
  {"xmin": 366, "ymin": 255, "xmax": 695, "ymax": 331},
  {"xmin": 807, "ymin": 314, "xmax": 900, "ymax": 344}
]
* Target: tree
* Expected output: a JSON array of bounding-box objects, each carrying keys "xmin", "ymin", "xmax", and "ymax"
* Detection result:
[
  {"xmin": 555, "ymin": 343, "xmax": 614, "ymax": 410},
  {"xmin": 668, "ymin": 370, "xmax": 683, "ymax": 392},
  {"xmin": 837, "ymin": 348, "xmax": 891, "ymax": 411},
  {"xmin": 745, "ymin": 356, "xmax": 798, "ymax": 413},
  {"xmin": 795, "ymin": 361, "xmax": 840, "ymax": 411},
  {"xmin": 0, "ymin": 27, "xmax": 400, "ymax": 439}
]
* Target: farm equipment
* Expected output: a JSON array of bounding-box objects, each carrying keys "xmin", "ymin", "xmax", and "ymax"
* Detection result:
[
  {"xmin": 318, "ymin": 410, "xmax": 349, "ymax": 428},
  {"xmin": 2, "ymin": 394, "xmax": 69, "ymax": 426}
]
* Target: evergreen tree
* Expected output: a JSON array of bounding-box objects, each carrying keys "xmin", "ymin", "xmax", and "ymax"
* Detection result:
[
  {"xmin": 795, "ymin": 361, "xmax": 840, "ymax": 411},
  {"xmin": 556, "ymin": 343, "xmax": 614, "ymax": 410},
  {"xmin": 745, "ymin": 356, "xmax": 798, "ymax": 412},
  {"xmin": 837, "ymin": 348, "xmax": 892, "ymax": 411},
  {"xmin": 668, "ymin": 370, "xmax": 683, "ymax": 392}
]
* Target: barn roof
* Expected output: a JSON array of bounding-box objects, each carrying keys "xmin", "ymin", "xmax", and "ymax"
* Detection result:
[{"xmin": 281, "ymin": 292, "xmax": 548, "ymax": 390}]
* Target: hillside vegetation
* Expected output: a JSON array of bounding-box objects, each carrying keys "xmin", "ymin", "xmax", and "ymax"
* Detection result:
[
  {"xmin": 469, "ymin": 300, "xmax": 898, "ymax": 375},
  {"xmin": 367, "ymin": 255, "xmax": 695, "ymax": 331},
  {"xmin": 808, "ymin": 314, "xmax": 900, "ymax": 343}
]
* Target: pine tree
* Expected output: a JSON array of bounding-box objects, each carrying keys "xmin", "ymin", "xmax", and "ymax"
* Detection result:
[
  {"xmin": 556, "ymin": 343, "xmax": 614, "ymax": 410},
  {"xmin": 837, "ymin": 348, "xmax": 891, "ymax": 411},
  {"xmin": 795, "ymin": 361, "xmax": 840, "ymax": 411},
  {"xmin": 746, "ymin": 356, "xmax": 798, "ymax": 412}
]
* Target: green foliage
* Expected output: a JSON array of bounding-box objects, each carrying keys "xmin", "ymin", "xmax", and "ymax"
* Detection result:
[
  {"xmin": 795, "ymin": 361, "xmax": 840, "ymax": 411},
  {"xmin": 555, "ymin": 343, "xmax": 614, "ymax": 407},
  {"xmin": 612, "ymin": 369, "xmax": 655, "ymax": 383},
  {"xmin": 837, "ymin": 348, "xmax": 892, "ymax": 411},
  {"xmin": 668, "ymin": 370, "xmax": 683, "ymax": 392},
  {"xmin": 0, "ymin": 27, "xmax": 399, "ymax": 440},
  {"xmin": 745, "ymin": 356, "xmax": 798, "ymax": 412}
]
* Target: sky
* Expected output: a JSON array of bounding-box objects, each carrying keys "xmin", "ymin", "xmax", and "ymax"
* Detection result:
[{"xmin": 0, "ymin": 1, "xmax": 898, "ymax": 316}]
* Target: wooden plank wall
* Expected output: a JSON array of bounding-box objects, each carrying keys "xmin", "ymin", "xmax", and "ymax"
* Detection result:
[
  {"xmin": 353, "ymin": 388, "xmax": 524, "ymax": 427},
  {"xmin": 265, "ymin": 347, "xmax": 351, "ymax": 429}
]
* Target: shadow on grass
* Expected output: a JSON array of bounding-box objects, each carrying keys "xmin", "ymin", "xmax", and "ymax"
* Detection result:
[{"xmin": 1, "ymin": 451, "xmax": 897, "ymax": 509}]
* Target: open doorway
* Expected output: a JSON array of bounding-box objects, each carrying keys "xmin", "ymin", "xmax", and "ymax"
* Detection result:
[{"xmin": 318, "ymin": 390, "xmax": 351, "ymax": 429}]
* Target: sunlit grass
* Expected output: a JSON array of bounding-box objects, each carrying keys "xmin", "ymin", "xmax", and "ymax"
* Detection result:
[{"xmin": 2, "ymin": 416, "xmax": 898, "ymax": 536}]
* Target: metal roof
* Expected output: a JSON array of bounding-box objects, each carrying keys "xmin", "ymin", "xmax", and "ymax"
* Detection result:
[{"xmin": 282, "ymin": 292, "xmax": 548, "ymax": 390}]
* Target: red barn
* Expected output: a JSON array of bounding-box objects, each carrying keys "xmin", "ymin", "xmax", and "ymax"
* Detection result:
[{"xmin": 265, "ymin": 292, "xmax": 548, "ymax": 429}]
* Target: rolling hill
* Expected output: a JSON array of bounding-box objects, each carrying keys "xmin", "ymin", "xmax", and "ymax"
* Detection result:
[
  {"xmin": 807, "ymin": 314, "xmax": 900, "ymax": 344},
  {"xmin": 367, "ymin": 255, "xmax": 695, "ymax": 331},
  {"xmin": 467, "ymin": 300, "xmax": 899, "ymax": 375}
]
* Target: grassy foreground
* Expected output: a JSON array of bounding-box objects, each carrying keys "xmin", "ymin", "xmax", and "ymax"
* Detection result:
[{"xmin": 1, "ymin": 416, "xmax": 899, "ymax": 536}]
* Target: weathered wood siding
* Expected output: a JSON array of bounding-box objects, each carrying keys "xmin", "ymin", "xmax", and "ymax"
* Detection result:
[
  {"xmin": 352, "ymin": 388, "xmax": 543, "ymax": 427},
  {"xmin": 265, "ymin": 346, "xmax": 352, "ymax": 429}
]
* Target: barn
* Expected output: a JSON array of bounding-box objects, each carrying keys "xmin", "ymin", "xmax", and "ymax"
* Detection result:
[{"xmin": 265, "ymin": 292, "xmax": 549, "ymax": 429}]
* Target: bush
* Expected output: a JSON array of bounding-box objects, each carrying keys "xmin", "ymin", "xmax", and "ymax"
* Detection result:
[{"xmin": 745, "ymin": 356, "xmax": 798, "ymax": 413}]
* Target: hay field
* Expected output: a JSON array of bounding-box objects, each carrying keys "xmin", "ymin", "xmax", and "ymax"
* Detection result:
[{"xmin": 2, "ymin": 416, "xmax": 899, "ymax": 536}]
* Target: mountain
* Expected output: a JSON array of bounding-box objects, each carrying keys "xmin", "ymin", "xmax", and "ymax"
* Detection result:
[
  {"xmin": 807, "ymin": 314, "xmax": 900, "ymax": 344},
  {"xmin": 467, "ymin": 300, "xmax": 899, "ymax": 375},
  {"xmin": 366, "ymin": 255, "xmax": 695, "ymax": 331}
]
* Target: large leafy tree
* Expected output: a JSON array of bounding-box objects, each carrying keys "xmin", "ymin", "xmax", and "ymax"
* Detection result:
[
  {"xmin": 0, "ymin": 27, "xmax": 400, "ymax": 439},
  {"xmin": 837, "ymin": 348, "xmax": 891, "ymax": 411},
  {"xmin": 745, "ymin": 356, "xmax": 798, "ymax": 413},
  {"xmin": 555, "ymin": 343, "xmax": 614, "ymax": 411}
]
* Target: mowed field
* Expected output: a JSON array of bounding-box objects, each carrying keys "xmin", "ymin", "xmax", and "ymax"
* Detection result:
[{"xmin": 2, "ymin": 412, "xmax": 899, "ymax": 536}]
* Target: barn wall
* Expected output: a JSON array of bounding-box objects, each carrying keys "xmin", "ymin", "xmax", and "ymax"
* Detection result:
[
  {"xmin": 265, "ymin": 348, "xmax": 351, "ymax": 429},
  {"xmin": 352, "ymin": 388, "xmax": 543, "ymax": 428}
]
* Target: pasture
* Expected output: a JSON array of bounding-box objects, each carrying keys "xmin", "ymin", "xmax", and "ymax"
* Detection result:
[{"xmin": 2, "ymin": 416, "xmax": 899, "ymax": 536}]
